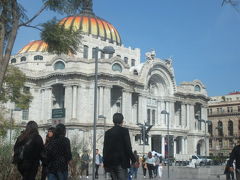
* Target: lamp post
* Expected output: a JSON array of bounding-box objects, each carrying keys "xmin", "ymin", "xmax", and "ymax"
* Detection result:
[
  {"xmin": 161, "ymin": 110, "xmax": 170, "ymax": 179},
  {"xmin": 92, "ymin": 46, "xmax": 115, "ymax": 180},
  {"xmin": 198, "ymin": 119, "xmax": 211, "ymax": 158},
  {"xmin": 137, "ymin": 122, "xmax": 153, "ymax": 155}
]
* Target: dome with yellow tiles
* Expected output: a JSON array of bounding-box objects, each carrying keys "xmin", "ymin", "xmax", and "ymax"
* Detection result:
[
  {"xmin": 59, "ymin": 15, "xmax": 121, "ymax": 46},
  {"xmin": 18, "ymin": 1, "xmax": 121, "ymax": 54},
  {"xmin": 18, "ymin": 40, "xmax": 48, "ymax": 54}
]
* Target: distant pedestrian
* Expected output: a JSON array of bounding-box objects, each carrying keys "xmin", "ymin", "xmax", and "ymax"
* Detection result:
[
  {"xmin": 227, "ymin": 144, "xmax": 240, "ymax": 180},
  {"xmin": 95, "ymin": 149, "xmax": 103, "ymax": 179},
  {"xmin": 13, "ymin": 121, "xmax": 44, "ymax": 180},
  {"xmin": 103, "ymin": 113, "xmax": 136, "ymax": 180},
  {"xmin": 130, "ymin": 150, "xmax": 140, "ymax": 179},
  {"xmin": 41, "ymin": 127, "xmax": 55, "ymax": 180},
  {"xmin": 141, "ymin": 155, "xmax": 147, "ymax": 178},
  {"xmin": 80, "ymin": 150, "xmax": 90, "ymax": 178},
  {"xmin": 146, "ymin": 152, "xmax": 155, "ymax": 179},
  {"xmin": 46, "ymin": 123, "xmax": 72, "ymax": 180}
]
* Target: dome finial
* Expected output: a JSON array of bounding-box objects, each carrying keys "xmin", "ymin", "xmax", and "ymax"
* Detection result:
[{"xmin": 82, "ymin": 0, "xmax": 93, "ymax": 11}]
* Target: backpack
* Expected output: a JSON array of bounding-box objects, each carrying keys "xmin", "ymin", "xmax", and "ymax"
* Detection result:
[{"xmin": 12, "ymin": 138, "xmax": 32, "ymax": 164}]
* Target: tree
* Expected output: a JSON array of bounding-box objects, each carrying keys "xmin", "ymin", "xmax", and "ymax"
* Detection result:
[{"xmin": 0, "ymin": 0, "xmax": 86, "ymax": 91}]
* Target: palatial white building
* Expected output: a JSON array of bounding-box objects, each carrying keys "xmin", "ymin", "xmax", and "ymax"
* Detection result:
[{"xmin": 9, "ymin": 1, "xmax": 210, "ymax": 160}]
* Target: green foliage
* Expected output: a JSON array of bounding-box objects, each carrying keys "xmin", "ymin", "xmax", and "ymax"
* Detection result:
[
  {"xmin": 0, "ymin": 65, "xmax": 32, "ymax": 109},
  {"xmin": 0, "ymin": 108, "xmax": 10, "ymax": 139},
  {"xmin": 41, "ymin": 18, "xmax": 82, "ymax": 55},
  {"xmin": 43, "ymin": 0, "xmax": 84, "ymax": 15}
]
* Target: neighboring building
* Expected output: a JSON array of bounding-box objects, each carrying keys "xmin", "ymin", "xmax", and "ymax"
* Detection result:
[
  {"xmin": 208, "ymin": 91, "xmax": 240, "ymax": 156},
  {"xmin": 7, "ymin": 1, "xmax": 210, "ymax": 159}
]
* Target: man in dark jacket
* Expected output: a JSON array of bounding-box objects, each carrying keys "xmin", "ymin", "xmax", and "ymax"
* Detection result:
[
  {"xmin": 103, "ymin": 113, "xmax": 136, "ymax": 180},
  {"xmin": 227, "ymin": 144, "xmax": 240, "ymax": 180}
]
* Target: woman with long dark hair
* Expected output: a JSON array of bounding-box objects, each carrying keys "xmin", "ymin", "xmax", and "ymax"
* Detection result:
[{"xmin": 13, "ymin": 121, "xmax": 44, "ymax": 180}]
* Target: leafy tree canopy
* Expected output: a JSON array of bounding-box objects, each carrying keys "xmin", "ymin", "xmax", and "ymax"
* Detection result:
[{"xmin": 0, "ymin": 65, "xmax": 32, "ymax": 109}]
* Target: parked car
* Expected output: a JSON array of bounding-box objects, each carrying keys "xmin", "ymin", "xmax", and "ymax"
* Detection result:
[{"xmin": 191, "ymin": 155, "xmax": 213, "ymax": 166}]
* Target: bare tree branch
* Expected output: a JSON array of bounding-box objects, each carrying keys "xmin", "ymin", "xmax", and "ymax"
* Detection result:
[{"xmin": 19, "ymin": 4, "xmax": 47, "ymax": 27}]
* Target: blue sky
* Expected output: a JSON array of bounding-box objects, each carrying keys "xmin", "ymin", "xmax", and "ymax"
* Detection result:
[{"xmin": 13, "ymin": 0, "xmax": 240, "ymax": 96}]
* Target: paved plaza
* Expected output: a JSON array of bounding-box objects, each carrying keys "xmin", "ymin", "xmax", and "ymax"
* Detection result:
[{"xmin": 78, "ymin": 165, "xmax": 227, "ymax": 180}]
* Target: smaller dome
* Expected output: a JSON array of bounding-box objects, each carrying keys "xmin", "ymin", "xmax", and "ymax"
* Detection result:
[{"xmin": 18, "ymin": 40, "xmax": 48, "ymax": 54}]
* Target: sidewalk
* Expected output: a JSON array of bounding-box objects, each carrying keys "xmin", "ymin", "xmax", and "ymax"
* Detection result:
[{"xmin": 72, "ymin": 165, "xmax": 226, "ymax": 180}]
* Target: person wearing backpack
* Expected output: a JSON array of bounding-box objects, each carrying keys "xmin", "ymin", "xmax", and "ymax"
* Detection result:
[
  {"xmin": 95, "ymin": 149, "xmax": 103, "ymax": 179},
  {"xmin": 13, "ymin": 121, "xmax": 44, "ymax": 180},
  {"xmin": 80, "ymin": 150, "xmax": 90, "ymax": 178}
]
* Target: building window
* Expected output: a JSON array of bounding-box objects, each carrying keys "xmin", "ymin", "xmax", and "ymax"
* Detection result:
[
  {"xmin": 83, "ymin": 45, "xmax": 88, "ymax": 59},
  {"xmin": 218, "ymin": 121, "xmax": 223, "ymax": 136},
  {"xmin": 54, "ymin": 61, "xmax": 65, "ymax": 70},
  {"xmin": 92, "ymin": 47, "xmax": 98, "ymax": 59},
  {"xmin": 124, "ymin": 57, "xmax": 128, "ymax": 64},
  {"xmin": 227, "ymin": 107, "xmax": 233, "ymax": 113},
  {"xmin": 131, "ymin": 59, "xmax": 135, "ymax": 66},
  {"xmin": 22, "ymin": 109, "xmax": 29, "ymax": 120},
  {"xmin": 112, "ymin": 63, "xmax": 122, "ymax": 72},
  {"xmin": 208, "ymin": 123, "xmax": 213, "ymax": 136},
  {"xmin": 23, "ymin": 86, "xmax": 30, "ymax": 93},
  {"xmin": 219, "ymin": 139, "xmax": 223, "ymax": 148},
  {"xmin": 109, "ymin": 53, "xmax": 113, "ymax": 58},
  {"xmin": 238, "ymin": 106, "xmax": 240, "ymax": 112},
  {"xmin": 209, "ymin": 139, "xmax": 212, "ymax": 148},
  {"xmin": 228, "ymin": 120, "xmax": 233, "ymax": 136},
  {"xmin": 152, "ymin": 110, "xmax": 156, "ymax": 125},
  {"xmin": 194, "ymin": 85, "xmax": 201, "ymax": 92},
  {"xmin": 11, "ymin": 58, "xmax": 16, "ymax": 63},
  {"xmin": 117, "ymin": 55, "xmax": 121, "ymax": 58},
  {"xmin": 34, "ymin": 55, "xmax": 43, "ymax": 60},
  {"xmin": 229, "ymin": 139, "xmax": 234, "ymax": 148},
  {"xmin": 147, "ymin": 109, "xmax": 151, "ymax": 125},
  {"xmin": 20, "ymin": 56, "xmax": 26, "ymax": 62}
]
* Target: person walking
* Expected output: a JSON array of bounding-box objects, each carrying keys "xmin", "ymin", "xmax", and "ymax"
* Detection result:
[
  {"xmin": 146, "ymin": 152, "xmax": 155, "ymax": 179},
  {"xmin": 80, "ymin": 150, "xmax": 90, "ymax": 179},
  {"xmin": 130, "ymin": 150, "xmax": 140, "ymax": 179},
  {"xmin": 46, "ymin": 123, "xmax": 72, "ymax": 180},
  {"xmin": 41, "ymin": 127, "xmax": 55, "ymax": 180},
  {"xmin": 141, "ymin": 155, "xmax": 147, "ymax": 178},
  {"xmin": 95, "ymin": 149, "xmax": 103, "ymax": 179},
  {"xmin": 13, "ymin": 121, "xmax": 44, "ymax": 180},
  {"xmin": 103, "ymin": 113, "xmax": 136, "ymax": 180},
  {"xmin": 227, "ymin": 143, "xmax": 240, "ymax": 180}
]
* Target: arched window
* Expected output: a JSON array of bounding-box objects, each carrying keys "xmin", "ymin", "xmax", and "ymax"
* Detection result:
[
  {"xmin": 195, "ymin": 85, "xmax": 201, "ymax": 92},
  {"xmin": 54, "ymin": 61, "xmax": 65, "ymax": 70},
  {"xmin": 11, "ymin": 58, "xmax": 16, "ymax": 63},
  {"xmin": 228, "ymin": 120, "xmax": 233, "ymax": 136},
  {"xmin": 112, "ymin": 63, "xmax": 122, "ymax": 72},
  {"xmin": 133, "ymin": 70, "xmax": 138, "ymax": 75},
  {"xmin": 218, "ymin": 121, "xmax": 223, "ymax": 136},
  {"xmin": 92, "ymin": 47, "xmax": 98, "ymax": 59},
  {"xmin": 34, "ymin": 55, "xmax": 43, "ymax": 60},
  {"xmin": 20, "ymin": 56, "xmax": 26, "ymax": 62},
  {"xmin": 83, "ymin": 45, "xmax": 88, "ymax": 59}
]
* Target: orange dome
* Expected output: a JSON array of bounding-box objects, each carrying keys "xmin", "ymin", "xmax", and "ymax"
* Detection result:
[
  {"xmin": 18, "ymin": 40, "xmax": 48, "ymax": 54},
  {"xmin": 59, "ymin": 15, "xmax": 121, "ymax": 45}
]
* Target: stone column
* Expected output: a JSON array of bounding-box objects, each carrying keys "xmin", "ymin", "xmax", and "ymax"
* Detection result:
[
  {"xmin": 138, "ymin": 96, "xmax": 144, "ymax": 124},
  {"xmin": 185, "ymin": 138, "xmax": 188, "ymax": 154},
  {"xmin": 45, "ymin": 87, "xmax": 52, "ymax": 122},
  {"xmin": 64, "ymin": 85, "xmax": 72, "ymax": 123},
  {"xmin": 182, "ymin": 137, "xmax": 185, "ymax": 154},
  {"xmin": 169, "ymin": 101, "xmax": 175, "ymax": 128},
  {"xmin": 40, "ymin": 89, "xmax": 45, "ymax": 123},
  {"xmin": 72, "ymin": 85, "xmax": 78, "ymax": 119},
  {"xmin": 186, "ymin": 104, "xmax": 190, "ymax": 129},
  {"xmin": 174, "ymin": 139, "xmax": 177, "ymax": 156},
  {"xmin": 103, "ymin": 86, "xmax": 111, "ymax": 124},
  {"xmin": 181, "ymin": 104, "xmax": 185, "ymax": 128},
  {"xmin": 99, "ymin": 86, "xmax": 104, "ymax": 116},
  {"xmin": 122, "ymin": 90, "xmax": 132, "ymax": 124},
  {"xmin": 161, "ymin": 135, "xmax": 165, "ymax": 158}
]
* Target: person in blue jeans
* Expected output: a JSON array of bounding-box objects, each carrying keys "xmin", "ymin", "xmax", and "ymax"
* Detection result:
[{"xmin": 46, "ymin": 124, "xmax": 72, "ymax": 180}]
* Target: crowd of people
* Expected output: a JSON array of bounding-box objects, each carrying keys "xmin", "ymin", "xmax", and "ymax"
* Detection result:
[{"xmin": 12, "ymin": 113, "xmax": 165, "ymax": 180}]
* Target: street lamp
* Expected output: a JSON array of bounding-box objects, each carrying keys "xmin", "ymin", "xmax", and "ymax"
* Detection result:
[
  {"xmin": 198, "ymin": 119, "xmax": 211, "ymax": 158},
  {"xmin": 92, "ymin": 46, "xmax": 115, "ymax": 180},
  {"xmin": 161, "ymin": 110, "xmax": 170, "ymax": 179}
]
